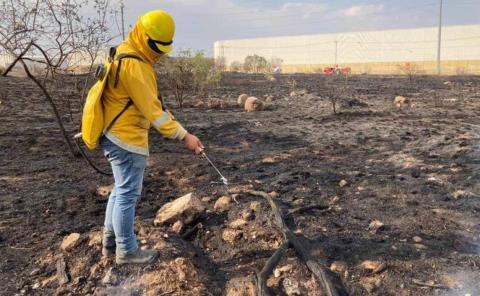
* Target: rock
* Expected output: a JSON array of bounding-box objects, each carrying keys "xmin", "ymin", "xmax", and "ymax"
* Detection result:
[
  {"xmin": 172, "ymin": 220, "xmax": 184, "ymax": 234},
  {"xmin": 261, "ymin": 156, "xmax": 276, "ymax": 164},
  {"xmin": 338, "ymin": 179, "xmax": 348, "ymax": 187},
  {"xmin": 214, "ymin": 196, "xmax": 232, "ymax": 211},
  {"xmin": 249, "ymin": 201, "xmax": 261, "ymax": 211},
  {"xmin": 201, "ymin": 196, "xmax": 213, "ymax": 203},
  {"xmin": 368, "ymin": 220, "xmax": 385, "ymax": 234},
  {"xmin": 226, "ymin": 276, "xmax": 256, "ymax": 296},
  {"xmin": 265, "ymin": 95, "xmax": 274, "ymax": 103},
  {"xmin": 274, "ymin": 264, "xmax": 293, "ymax": 277},
  {"xmin": 193, "ymin": 100, "xmax": 205, "ymax": 108},
  {"xmin": 394, "ymin": 96, "xmax": 409, "ymax": 108},
  {"xmin": 452, "ymin": 190, "xmax": 473, "ymax": 199},
  {"xmin": 56, "ymin": 257, "xmax": 70, "ymax": 285},
  {"xmin": 330, "ymin": 261, "xmax": 348, "ymax": 274},
  {"xmin": 413, "ymin": 236, "xmax": 423, "ymax": 243},
  {"xmin": 102, "ymin": 267, "xmax": 118, "ymax": 285},
  {"xmin": 240, "ymin": 208, "xmax": 255, "ymax": 221},
  {"xmin": 237, "ymin": 94, "xmax": 249, "ymax": 107},
  {"xmin": 90, "ymin": 264, "xmax": 100, "ymax": 278},
  {"xmin": 283, "ymin": 277, "xmax": 302, "ymax": 295},
  {"xmin": 96, "ymin": 184, "xmax": 114, "ymax": 197},
  {"xmin": 229, "ymin": 219, "xmax": 247, "ymax": 229},
  {"xmin": 88, "ymin": 231, "xmax": 102, "ymax": 247},
  {"xmin": 154, "ymin": 193, "xmax": 205, "ymax": 225},
  {"xmin": 222, "ymin": 229, "xmax": 243, "ymax": 244},
  {"xmin": 207, "ymin": 98, "xmax": 226, "ymax": 109},
  {"xmin": 244, "ymin": 96, "xmax": 264, "ymax": 112},
  {"xmin": 360, "ymin": 260, "xmax": 387, "ymax": 274},
  {"xmin": 41, "ymin": 275, "xmax": 57, "ymax": 288},
  {"xmin": 60, "ymin": 233, "xmax": 81, "ymax": 251},
  {"xmin": 414, "ymin": 243, "xmax": 427, "ymax": 250},
  {"xmin": 268, "ymin": 191, "xmax": 279, "ymax": 198},
  {"xmin": 289, "ymin": 91, "xmax": 297, "ymax": 97}
]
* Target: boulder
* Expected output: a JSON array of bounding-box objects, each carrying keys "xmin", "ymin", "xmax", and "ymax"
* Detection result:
[
  {"xmin": 244, "ymin": 96, "xmax": 264, "ymax": 112},
  {"xmin": 154, "ymin": 193, "xmax": 205, "ymax": 226}
]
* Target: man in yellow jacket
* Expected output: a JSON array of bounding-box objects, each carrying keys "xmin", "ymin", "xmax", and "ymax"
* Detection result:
[{"xmin": 100, "ymin": 10, "xmax": 204, "ymax": 265}]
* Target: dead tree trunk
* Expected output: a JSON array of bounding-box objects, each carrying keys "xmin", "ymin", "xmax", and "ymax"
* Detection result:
[{"xmin": 248, "ymin": 190, "xmax": 341, "ymax": 296}]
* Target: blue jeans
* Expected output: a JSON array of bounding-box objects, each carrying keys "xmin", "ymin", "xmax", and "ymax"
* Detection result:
[{"xmin": 100, "ymin": 136, "xmax": 147, "ymax": 256}]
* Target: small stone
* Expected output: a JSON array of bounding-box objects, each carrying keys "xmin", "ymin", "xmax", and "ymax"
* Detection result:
[
  {"xmin": 330, "ymin": 261, "xmax": 348, "ymax": 274},
  {"xmin": 330, "ymin": 196, "xmax": 340, "ymax": 204},
  {"xmin": 90, "ymin": 264, "xmax": 100, "ymax": 278},
  {"xmin": 32, "ymin": 283, "xmax": 40, "ymax": 289},
  {"xmin": 154, "ymin": 193, "xmax": 205, "ymax": 225},
  {"xmin": 413, "ymin": 236, "xmax": 423, "ymax": 243},
  {"xmin": 240, "ymin": 209, "xmax": 255, "ymax": 221},
  {"xmin": 244, "ymin": 96, "xmax": 264, "ymax": 112},
  {"xmin": 249, "ymin": 201, "xmax": 261, "ymax": 211},
  {"xmin": 274, "ymin": 264, "xmax": 293, "ymax": 277},
  {"xmin": 229, "ymin": 219, "xmax": 247, "ymax": 229},
  {"xmin": 222, "ymin": 229, "xmax": 242, "ymax": 244},
  {"xmin": 60, "ymin": 233, "xmax": 81, "ymax": 251},
  {"xmin": 394, "ymin": 96, "xmax": 409, "ymax": 108},
  {"xmin": 368, "ymin": 220, "xmax": 385, "ymax": 234},
  {"xmin": 41, "ymin": 275, "xmax": 57, "ymax": 288},
  {"xmin": 102, "ymin": 267, "xmax": 118, "ymax": 285},
  {"xmin": 202, "ymin": 196, "xmax": 213, "ymax": 203},
  {"xmin": 414, "ymin": 243, "xmax": 427, "ymax": 250},
  {"xmin": 268, "ymin": 191, "xmax": 279, "ymax": 198},
  {"xmin": 88, "ymin": 231, "xmax": 102, "ymax": 247},
  {"xmin": 226, "ymin": 276, "xmax": 256, "ymax": 296},
  {"xmin": 339, "ymin": 180, "xmax": 348, "ymax": 187},
  {"xmin": 283, "ymin": 277, "xmax": 302, "ymax": 295},
  {"xmin": 214, "ymin": 196, "xmax": 232, "ymax": 211},
  {"xmin": 261, "ymin": 157, "xmax": 276, "ymax": 164},
  {"xmin": 452, "ymin": 190, "xmax": 472, "ymax": 199},
  {"xmin": 56, "ymin": 257, "xmax": 69, "ymax": 285},
  {"xmin": 172, "ymin": 220, "xmax": 184, "ymax": 234},
  {"xmin": 360, "ymin": 260, "xmax": 387, "ymax": 274}
]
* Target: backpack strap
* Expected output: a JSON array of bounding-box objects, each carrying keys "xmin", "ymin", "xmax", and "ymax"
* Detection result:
[
  {"xmin": 113, "ymin": 53, "xmax": 144, "ymax": 88},
  {"xmin": 105, "ymin": 53, "xmax": 145, "ymax": 133}
]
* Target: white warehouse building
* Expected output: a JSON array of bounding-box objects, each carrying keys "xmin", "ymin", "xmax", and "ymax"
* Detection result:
[{"xmin": 214, "ymin": 24, "xmax": 480, "ymax": 75}]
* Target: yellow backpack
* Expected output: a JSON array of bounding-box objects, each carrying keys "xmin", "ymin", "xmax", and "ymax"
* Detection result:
[{"xmin": 80, "ymin": 47, "xmax": 142, "ymax": 149}]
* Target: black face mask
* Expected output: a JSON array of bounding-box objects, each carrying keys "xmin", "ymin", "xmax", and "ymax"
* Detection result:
[
  {"xmin": 147, "ymin": 35, "xmax": 172, "ymax": 54},
  {"xmin": 147, "ymin": 38, "xmax": 165, "ymax": 54}
]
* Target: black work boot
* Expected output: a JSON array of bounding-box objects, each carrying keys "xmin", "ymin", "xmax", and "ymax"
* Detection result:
[
  {"xmin": 116, "ymin": 248, "xmax": 159, "ymax": 265},
  {"xmin": 102, "ymin": 246, "xmax": 116, "ymax": 257}
]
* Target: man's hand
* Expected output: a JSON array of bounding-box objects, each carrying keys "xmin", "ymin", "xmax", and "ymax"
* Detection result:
[{"xmin": 182, "ymin": 133, "xmax": 204, "ymax": 154}]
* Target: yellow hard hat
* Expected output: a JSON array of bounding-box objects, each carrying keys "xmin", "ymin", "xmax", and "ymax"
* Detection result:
[{"xmin": 139, "ymin": 10, "xmax": 175, "ymax": 54}]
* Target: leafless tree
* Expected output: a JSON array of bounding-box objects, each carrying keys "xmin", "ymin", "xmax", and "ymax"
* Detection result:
[{"xmin": 0, "ymin": 0, "xmax": 120, "ymax": 156}]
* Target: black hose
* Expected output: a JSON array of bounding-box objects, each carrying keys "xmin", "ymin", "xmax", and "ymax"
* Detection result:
[{"xmin": 73, "ymin": 137, "xmax": 112, "ymax": 176}]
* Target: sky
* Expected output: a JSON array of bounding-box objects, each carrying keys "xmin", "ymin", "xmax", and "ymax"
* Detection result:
[{"xmin": 117, "ymin": 0, "xmax": 480, "ymax": 56}]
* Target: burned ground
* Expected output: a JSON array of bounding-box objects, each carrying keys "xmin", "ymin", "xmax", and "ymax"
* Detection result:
[{"xmin": 1, "ymin": 73, "xmax": 480, "ymax": 295}]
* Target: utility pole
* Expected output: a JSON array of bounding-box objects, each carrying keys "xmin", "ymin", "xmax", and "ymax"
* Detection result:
[
  {"xmin": 120, "ymin": 1, "xmax": 126, "ymax": 40},
  {"xmin": 334, "ymin": 40, "xmax": 338, "ymax": 66},
  {"xmin": 436, "ymin": 0, "xmax": 443, "ymax": 76}
]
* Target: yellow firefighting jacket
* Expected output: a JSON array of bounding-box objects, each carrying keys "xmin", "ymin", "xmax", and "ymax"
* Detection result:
[{"xmin": 102, "ymin": 23, "xmax": 186, "ymax": 156}]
